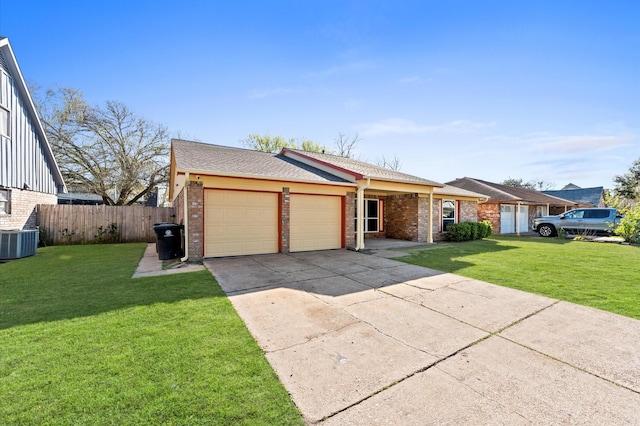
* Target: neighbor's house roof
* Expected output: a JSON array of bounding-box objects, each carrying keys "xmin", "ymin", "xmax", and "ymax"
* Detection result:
[
  {"xmin": 434, "ymin": 184, "xmax": 490, "ymax": 201},
  {"xmin": 447, "ymin": 177, "xmax": 576, "ymax": 206},
  {"xmin": 0, "ymin": 37, "xmax": 66, "ymax": 193},
  {"xmin": 171, "ymin": 139, "xmax": 353, "ymax": 184},
  {"xmin": 542, "ymin": 187, "xmax": 604, "ymax": 207},
  {"xmin": 282, "ymin": 148, "xmax": 444, "ymax": 187}
]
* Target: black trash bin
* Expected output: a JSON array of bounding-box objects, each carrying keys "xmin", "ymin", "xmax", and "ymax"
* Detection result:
[{"xmin": 153, "ymin": 223, "xmax": 182, "ymax": 260}]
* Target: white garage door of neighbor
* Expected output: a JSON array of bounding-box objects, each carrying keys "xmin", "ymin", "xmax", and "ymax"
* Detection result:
[
  {"xmin": 204, "ymin": 190, "xmax": 279, "ymax": 257},
  {"xmin": 290, "ymin": 194, "xmax": 342, "ymax": 252}
]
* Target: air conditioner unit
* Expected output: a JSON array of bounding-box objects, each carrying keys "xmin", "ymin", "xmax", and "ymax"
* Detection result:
[{"xmin": 0, "ymin": 230, "xmax": 39, "ymax": 259}]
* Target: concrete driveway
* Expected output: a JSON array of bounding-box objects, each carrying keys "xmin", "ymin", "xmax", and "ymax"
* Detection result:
[{"xmin": 203, "ymin": 249, "xmax": 640, "ymax": 424}]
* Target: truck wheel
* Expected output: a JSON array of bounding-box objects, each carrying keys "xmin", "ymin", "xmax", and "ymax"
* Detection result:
[{"xmin": 537, "ymin": 224, "xmax": 556, "ymax": 237}]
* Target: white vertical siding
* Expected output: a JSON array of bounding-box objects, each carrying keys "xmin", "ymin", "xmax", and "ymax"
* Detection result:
[{"xmin": 0, "ymin": 66, "xmax": 58, "ymax": 195}]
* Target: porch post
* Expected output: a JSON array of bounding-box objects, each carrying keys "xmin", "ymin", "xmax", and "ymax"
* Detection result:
[{"xmin": 428, "ymin": 191, "xmax": 433, "ymax": 243}]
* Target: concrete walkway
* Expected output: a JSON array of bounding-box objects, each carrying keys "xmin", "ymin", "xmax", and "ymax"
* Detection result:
[
  {"xmin": 203, "ymin": 249, "xmax": 640, "ymax": 425},
  {"xmin": 132, "ymin": 243, "xmax": 205, "ymax": 278}
]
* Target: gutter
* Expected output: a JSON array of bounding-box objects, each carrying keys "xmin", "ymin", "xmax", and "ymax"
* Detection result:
[
  {"xmin": 355, "ymin": 178, "xmax": 371, "ymax": 251},
  {"xmin": 180, "ymin": 172, "xmax": 189, "ymax": 262}
]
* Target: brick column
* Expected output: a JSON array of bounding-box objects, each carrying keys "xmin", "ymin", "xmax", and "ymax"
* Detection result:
[
  {"xmin": 345, "ymin": 192, "xmax": 356, "ymax": 249},
  {"xmin": 187, "ymin": 181, "xmax": 204, "ymax": 260},
  {"xmin": 281, "ymin": 187, "xmax": 290, "ymax": 253},
  {"xmin": 417, "ymin": 195, "xmax": 428, "ymax": 243}
]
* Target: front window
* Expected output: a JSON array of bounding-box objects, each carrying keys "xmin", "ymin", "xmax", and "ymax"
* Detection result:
[
  {"xmin": 442, "ymin": 199, "xmax": 456, "ymax": 231},
  {"xmin": 535, "ymin": 206, "xmax": 547, "ymax": 217},
  {"xmin": 355, "ymin": 198, "xmax": 380, "ymax": 232},
  {"xmin": 0, "ymin": 188, "xmax": 10, "ymax": 214}
]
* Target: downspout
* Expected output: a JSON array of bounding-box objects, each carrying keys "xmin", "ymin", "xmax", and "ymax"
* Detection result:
[
  {"xmin": 355, "ymin": 178, "xmax": 371, "ymax": 251},
  {"xmin": 180, "ymin": 172, "xmax": 189, "ymax": 262}
]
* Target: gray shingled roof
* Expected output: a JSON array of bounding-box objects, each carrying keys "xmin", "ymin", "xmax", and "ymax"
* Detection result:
[
  {"xmin": 284, "ymin": 149, "xmax": 443, "ymax": 186},
  {"xmin": 447, "ymin": 177, "xmax": 577, "ymax": 205},
  {"xmin": 171, "ymin": 140, "xmax": 352, "ymax": 184},
  {"xmin": 542, "ymin": 187, "xmax": 604, "ymax": 207},
  {"xmin": 434, "ymin": 184, "xmax": 490, "ymax": 199}
]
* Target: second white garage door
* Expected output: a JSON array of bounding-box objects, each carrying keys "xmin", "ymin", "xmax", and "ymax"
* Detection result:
[
  {"xmin": 204, "ymin": 190, "xmax": 279, "ymax": 257},
  {"xmin": 290, "ymin": 194, "xmax": 342, "ymax": 252}
]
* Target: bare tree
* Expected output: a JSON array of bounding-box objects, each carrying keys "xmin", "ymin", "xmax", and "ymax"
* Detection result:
[
  {"xmin": 334, "ymin": 132, "xmax": 359, "ymax": 158},
  {"xmin": 34, "ymin": 87, "xmax": 170, "ymax": 205},
  {"xmin": 376, "ymin": 154, "xmax": 402, "ymax": 171}
]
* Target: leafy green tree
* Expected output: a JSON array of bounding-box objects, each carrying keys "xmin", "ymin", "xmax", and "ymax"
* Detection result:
[
  {"xmin": 240, "ymin": 134, "xmax": 331, "ymax": 153},
  {"xmin": 502, "ymin": 178, "xmax": 554, "ymax": 191},
  {"xmin": 33, "ymin": 86, "xmax": 169, "ymax": 205},
  {"xmin": 614, "ymin": 158, "xmax": 640, "ymax": 200},
  {"xmin": 604, "ymin": 192, "xmax": 639, "ymax": 243}
]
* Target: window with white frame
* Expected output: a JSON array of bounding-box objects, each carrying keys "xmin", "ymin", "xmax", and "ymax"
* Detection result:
[
  {"xmin": 354, "ymin": 198, "xmax": 381, "ymax": 232},
  {"xmin": 442, "ymin": 199, "xmax": 456, "ymax": 231},
  {"xmin": 535, "ymin": 206, "xmax": 547, "ymax": 217},
  {"xmin": 0, "ymin": 69, "xmax": 9, "ymax": 138},
  {"xmin": 0, "ymin": 188, "xmax": 10, "ymax": 214},
  {"xmin": 0, "ymin": 106, "xmax": 9, "ymax": 138}
]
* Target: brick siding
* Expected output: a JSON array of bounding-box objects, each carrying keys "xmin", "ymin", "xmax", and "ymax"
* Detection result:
[
  {"xmin": 384, "ymin": 194, "xmax": 421, "ymax": 241},
  {"xmin": 0, "ymin": 189, "xmax": 57, "ymax": 230},
  {"xmin": 478, "ymin": 203, "xmax": 499, "ymax": 235},
  {"xmin": 185, "ymin": 181, "xmax": 204, "ymax": 260},
  {"xmin": 280, "ymin": 188, "xmax": 290, "ymax": 253},
  {"xmin": 344, "ymin": 192, "xmax": 355, "ymax": 249},
  {"xmin": 459, "ymin": 200, "xmax": 478, "ymax": 223}
]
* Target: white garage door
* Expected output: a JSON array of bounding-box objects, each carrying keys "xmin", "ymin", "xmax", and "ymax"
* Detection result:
[
  {"xmin": 204, "ymin": 190, "xmax": 278, "ymax": 257},
  {"xmin": 290, "ymin": 194, "xmax": 342, "ymax": 252}
]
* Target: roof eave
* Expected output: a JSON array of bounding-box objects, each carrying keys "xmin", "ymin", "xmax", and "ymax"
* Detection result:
[{"xmin": 174, "ymin": 167, "xmax": 357, "ymax": 187}]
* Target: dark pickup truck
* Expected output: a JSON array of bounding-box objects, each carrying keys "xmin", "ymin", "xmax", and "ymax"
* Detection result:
[{"xmin": 532, "ymin": 208, "xmax": 623, "ymax": 237}]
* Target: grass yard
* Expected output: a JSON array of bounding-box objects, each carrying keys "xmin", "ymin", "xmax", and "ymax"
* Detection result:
[
  {"xmin": 400, "ymin": 236, "xmax": 640, "ymax": 320},
  {"xmin": 0, "ymin": 244, "xmax": 303, "ymax": 425}
]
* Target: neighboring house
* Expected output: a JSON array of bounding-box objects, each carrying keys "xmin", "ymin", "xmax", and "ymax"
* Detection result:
[
  {"xmin": 542, "ymin": 186, "xmax": 606, "ymax": 213},
  {"xmin": 0, "ymin": 37, "xmax": 65, "ymax": 230},
  {"xmin": 447, "ymin": 177, "xmax": 577, "ymax": 235},
  {"xmin": 169, "ymin": 140, "xmax": 488, "ymax": 259}
]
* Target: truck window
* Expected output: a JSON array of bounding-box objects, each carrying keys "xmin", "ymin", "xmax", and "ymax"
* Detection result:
[{"xmin": 584, "ymin": 210, "xmax": 609, "ymax": 219}]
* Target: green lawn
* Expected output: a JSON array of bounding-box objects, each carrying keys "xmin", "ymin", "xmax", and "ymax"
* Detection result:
[
  {"xmin": 0, "ymin": 244, "xmax": 303, "ymax": 425},
  {"xmin": 400, "ymin": 236, "xmax": 640, "ymax": 319}
]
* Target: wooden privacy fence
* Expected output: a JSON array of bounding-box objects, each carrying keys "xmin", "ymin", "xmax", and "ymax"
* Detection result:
[{"xmin": 37, "ymin": 204, "xmax": 176, "ymax": 245}]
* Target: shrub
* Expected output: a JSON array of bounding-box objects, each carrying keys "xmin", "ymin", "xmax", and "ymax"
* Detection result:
[
  {"xmin": 479, "ymin": 220, "xmax": 493, "ymax": 238},
  {"xmin": 446, "ymin": 221, "xmax": 492, "ymax": 242}
]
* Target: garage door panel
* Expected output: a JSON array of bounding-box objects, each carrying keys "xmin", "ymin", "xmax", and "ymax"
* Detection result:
[
  {"xmin": 204, "ymin": 190, "xmax": 278, "ymax": 257},
  {"xmin": 290, "ymin": 194, "xmax": 342, "ymax": 252}
]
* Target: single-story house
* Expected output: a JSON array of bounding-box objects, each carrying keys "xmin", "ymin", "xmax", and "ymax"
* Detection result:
[
  {"xmin": 169, "ymin": 140, "xmax": 489, "ymax": 259},
  {"xmin": 542, "ymin": 186, "xmax": 606, "ymax": 213},
  {"xmin": 0, "ymin": 37, "xmax": 66, "ymax": 230},
  {"xmin": 446, "ymin": 177, "xmax": 577, "ymax": 234}
]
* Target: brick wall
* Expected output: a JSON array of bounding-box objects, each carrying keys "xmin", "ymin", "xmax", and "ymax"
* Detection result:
[
  {"xmin": 0, "ymin": 189, "xmax": 57, "ymax": 230},
  {"xmin": 384, "ymin": 194, "xmax": 420, "ymax": 241},
  {"xmin": 460, "ymin": 200, "xmax": 478, "ymax": 222},
  {"xmin": 281, "ymin": 188, "xmax": 290, "ymax": 253},
  {"xmin": 478, "ymin": 203, "xmax": 499, "ymax": 235},
  {"xmin": 173, "ymin": 188, "xmax": 184, "ymax": 225},
  {"xmin": 186, "ymin": 181, "xmax": 204, "ymax": 260},
  {"xmin": 345, "ymin": 192, "xmax": 355, "ymax": 249},
  {"xmin": 432, "ymin": 200, "xmax": 446, "ymax": 241}
]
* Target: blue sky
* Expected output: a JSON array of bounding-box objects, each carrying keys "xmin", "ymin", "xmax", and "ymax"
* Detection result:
[{"xmin": 1, "ymin": 0, "xmax": 638, "ymax": 189}]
